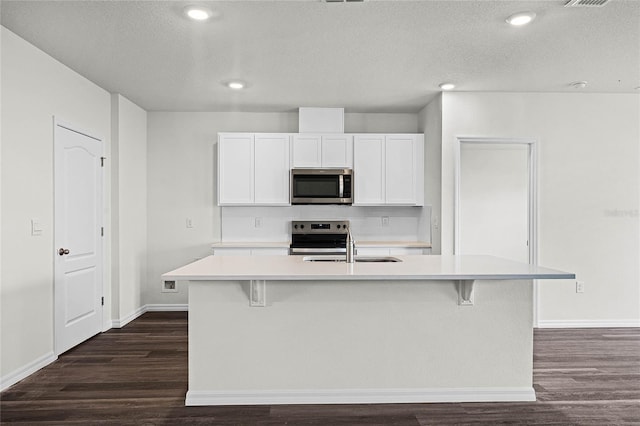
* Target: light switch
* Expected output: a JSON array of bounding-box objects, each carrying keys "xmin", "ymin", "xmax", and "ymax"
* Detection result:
[
  {"xmin": 31, "ymin": 218, "xmax": 43, "ymax": 236},
  {"xmin": 186, "ymin": 218, "xmax": 194, "ymax": 228}
]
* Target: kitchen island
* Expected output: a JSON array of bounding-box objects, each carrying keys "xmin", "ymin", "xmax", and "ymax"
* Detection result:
[{"xmin": 162, "ymin": 255, "xmax": 574, "ymax": 406}]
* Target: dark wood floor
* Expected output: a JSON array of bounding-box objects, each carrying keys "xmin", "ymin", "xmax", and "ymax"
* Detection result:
[{"xmin": 2, "ymin": 312, "xmax": 639, "ymax": 425}]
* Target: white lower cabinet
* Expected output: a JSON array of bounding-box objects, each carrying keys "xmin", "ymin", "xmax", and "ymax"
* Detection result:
[
  {"xmin": 212, "ymin": 248, "xmax": 289, "ymax": 256},
  {"xmin": 356, "ymin": 247, "xmax": 427, "ymax": 256}
]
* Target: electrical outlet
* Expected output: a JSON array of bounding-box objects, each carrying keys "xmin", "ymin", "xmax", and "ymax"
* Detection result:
[
  {"xmin": 162, "ymin": 280, "xmax": 178, "ymax": 293},
  {"xmin": 255, "ymin": 217, "xmax": 262, "ymax": 228},
  {"xmin": 576, "ymin": 281, "xmax": 585, "ymax": 293},
  {"xmin": 382, "ymin": 216, "xmax": 389, "ymax": 227},
  {"xmin": 186, "ymin": 218, "xmax": 194, "ymax": 228}
]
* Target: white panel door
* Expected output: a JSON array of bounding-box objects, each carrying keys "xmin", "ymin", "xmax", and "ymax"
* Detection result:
[
  {"xmin": 321, "ymin": 135, "xmax": 353, "ymax": 168},
  {"xmin": 385, "ymin": 135, "xmax": 416, "ymax": 205},
  {"xmin": 353, "ymin": 135, "xmax": 385, "ymax": 205},
  {"xmin": 54, "ymin": 123, "xmax": 103, "ymax": 355},
  {"xmin": 218, "ymin": 133, "xmax": 254, "ymax": 205},
  {"xmin": 292, "ymin": 134, "xmax": 321, "ymax": 167},
  {"xmin": 459, "ymin": 143, "xmax": 529, "ymax": 263},
  {"xmin": 254, "ymin": 134, "xmax": 290, "ymax": 205}
]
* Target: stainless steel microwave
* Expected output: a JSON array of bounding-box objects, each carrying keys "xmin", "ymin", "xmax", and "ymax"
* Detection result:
[{"xmin": 291, "ymin": 168, "xmax": 353, "ymax": 205}]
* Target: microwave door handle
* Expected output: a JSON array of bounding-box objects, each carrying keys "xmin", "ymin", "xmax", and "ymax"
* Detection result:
[{"xmin": 339, "ymin": 175, "xmax": 344, "ymax": 198}]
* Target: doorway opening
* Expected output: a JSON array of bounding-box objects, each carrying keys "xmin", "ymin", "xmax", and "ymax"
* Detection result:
[{"xmin": 454, "ymin": 137, "xmax": 538, "ymax": 323}]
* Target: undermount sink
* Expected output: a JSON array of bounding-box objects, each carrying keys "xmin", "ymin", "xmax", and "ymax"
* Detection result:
[{"xmin": 303, "ymin": 256, "xmax": 402, "ymax": 263}]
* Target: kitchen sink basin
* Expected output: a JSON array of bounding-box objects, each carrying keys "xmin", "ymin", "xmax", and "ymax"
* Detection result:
[{"xmin": 302, "ymin": 256, "xmax": 402, "ymax": 263}]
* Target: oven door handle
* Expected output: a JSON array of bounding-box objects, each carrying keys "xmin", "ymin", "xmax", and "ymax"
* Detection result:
[{"xmin": 339, "ymin": 175, "xmax": 344, "ymax": 198}]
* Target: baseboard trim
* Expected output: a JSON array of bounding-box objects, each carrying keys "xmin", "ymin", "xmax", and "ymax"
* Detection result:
[
  {"xmin": 0, "ymin": 351, "xmax": 57, "ymax": 392},
  {"xmin": 185, "ymin": 387, "xmax": 536, "ymax": 406},
  {"xmin": 536, "ymin": 319, "xmax": 640, "ymax": 328},
  {"xmin": 145, "ymin": 303, "xmax": 188, "ymax": 312},
  {"xmin": 112, "ymin": 305, "xmax": 147, "ymax": 328},
  {"xmin": 111, "ymin": 304, "xmax": 188, "ymax": 328}
]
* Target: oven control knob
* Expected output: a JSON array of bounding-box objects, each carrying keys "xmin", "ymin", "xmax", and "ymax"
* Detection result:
[
  {"xmin": 294, "ymin": 224, "xmax": 298, "ymax": 229},
  {"xmin": 300, "ymin": 224, "xmax": 305, "ymax": 229},
  {"xmin": 336, "ymin": 225, "xmax": 341, "ymax": 229}
]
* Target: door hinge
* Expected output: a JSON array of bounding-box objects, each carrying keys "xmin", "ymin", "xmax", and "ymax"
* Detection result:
[
  {"xmin": 100, "ymin": 157, "xmax": 106, "ymax": 167},
  {"xmin": 101, "ymin": 297, "xmax": 104, "ymax": 306},
  {"xmin": 101, "ymin": 227, "xmax": 104, "ymax": 237}
]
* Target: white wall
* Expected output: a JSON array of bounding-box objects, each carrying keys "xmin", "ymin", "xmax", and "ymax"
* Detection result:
[
  {"xmin": 111, "ymin": 94, "xmax": 147, "ymax": 325},
  {"xmin": 440, "ymin": 92, "xmax": 640, "ymax": 325},
  {"xmin": 0, "ymin": 27, "xmax": 112, "ymax": 384},
  {"xmin": 418, "ymin": 95, "xmax": 442, "ymax": 254},
  {"xmin": 146, "ymin": 112, "xmax": 419, "ymax": 305}
]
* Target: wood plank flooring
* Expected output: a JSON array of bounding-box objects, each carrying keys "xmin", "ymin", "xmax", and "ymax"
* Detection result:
[{"xmin": 2, "ymin": 312, "xmax": 639, "ymax": 425}]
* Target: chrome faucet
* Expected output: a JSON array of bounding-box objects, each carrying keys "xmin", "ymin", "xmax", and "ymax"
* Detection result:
[{"xmin": 346, "ymin": 227, "xmax": 355, "ymax": 263}]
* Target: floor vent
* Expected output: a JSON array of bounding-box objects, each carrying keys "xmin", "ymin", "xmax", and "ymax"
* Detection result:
[{"xmin": 565, "ymin": 0, "xmax": 610, "ymax": 7}]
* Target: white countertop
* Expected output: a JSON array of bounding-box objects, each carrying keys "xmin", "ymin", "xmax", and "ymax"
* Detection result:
[
  {"xmin": 211, "ymin": 241, "xmax": 432, "ymax": 249},
  {"xmin": 163, "ymin": 254, "xmax": 574, "ymax": 282}
]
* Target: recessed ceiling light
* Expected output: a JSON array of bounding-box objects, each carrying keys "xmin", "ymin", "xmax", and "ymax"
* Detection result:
[
  {"xmin": 226, "ymin": 81, "xmax": 246, "ymax": 90},
  {"xmin": 506, "ymin": 11, "xmax": 536, "ymax": 26},
  {"xmin": 570, "ymin": 81, "xmax": 588, "ymax": 89},
  {"xmin": 439, "ymin": 83, "xmax": 456, "ymax": 91},
  {"xmin": 184, "ymin": 6, "xmax": 213, "ymax": 21}
]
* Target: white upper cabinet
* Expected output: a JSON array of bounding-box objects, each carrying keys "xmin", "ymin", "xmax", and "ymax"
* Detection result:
[
  {"xmin": 219, "ymin": 132, "xmax": 422, "ymax": 207},
  {"xmin": 292, "ymin": 134, "xmax": 353, "ymax": 168},
  {"xmin": 353, "ymin": 134, "xmax": 424, "ymax": 206},
  {"xmin": 321, "ymin": 134, "xmax": 353, "ymax": 167},
  {"xmin": 218, "ymin": 133, "xmax": 254, "ymax": 205},
  {"xmin": 218, "ymin": 133, "xmax": 290, "ymax": 206},
  {"xmin": 254, "ymin": 134, "xmax": 291, "ymax": 205},
  {"xmin": 292, "ymin": 135, "xmax": 321, "ymax": 167},
  {"xmin": 353, "ymin": 134, "xmax": 385, "ymax": 204}
]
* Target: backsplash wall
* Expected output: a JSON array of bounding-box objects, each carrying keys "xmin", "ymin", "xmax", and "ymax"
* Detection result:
[{"xmin": 221, "ymin": 206, "xmax": 431, "ymax": 243}]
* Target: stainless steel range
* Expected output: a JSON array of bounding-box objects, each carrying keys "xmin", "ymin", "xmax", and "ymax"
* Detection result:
[{"xmin": 289, "ymin": 220, "xmax": 350, "ymax": 256}]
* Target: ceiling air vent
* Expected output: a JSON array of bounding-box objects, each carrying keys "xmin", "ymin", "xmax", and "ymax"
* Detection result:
[
  {"xmin": 324, "ymin": 0, "xmax": 365, "ymax": 3},
  {"xmin": 565, "ymin": 0, "xmax": 610, "ymax": 7}
]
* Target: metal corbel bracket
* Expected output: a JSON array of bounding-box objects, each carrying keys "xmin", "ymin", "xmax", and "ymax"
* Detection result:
[
  {"xmin": 250, "ymin": 280, "xmax": 267, "ymax": 307},
  {"xmin": 457, "ymin": 280, "xmax": 475, "ymax": 306}
]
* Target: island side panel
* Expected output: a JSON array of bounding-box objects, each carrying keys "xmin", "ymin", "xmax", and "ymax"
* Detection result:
[{"xmin": 188, "ymin": 279, "xmax": 533, "ymax": 404}]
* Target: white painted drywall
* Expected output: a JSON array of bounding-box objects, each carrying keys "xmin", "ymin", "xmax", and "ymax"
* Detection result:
[
  {"xmin": 0, "ymin": 27, "xmax": 111, "ymax": 380},
  {"xmin": 440, "ymin": 92, "xmax": 639, "ymax": 324},
  {"xmin": 418, "ymin": 95, "xmax": 442, "ymax": 254},
  {"xmin": 459, "ymin": 143, "xmax": 529, "ymax": 263},
  {"xmin": 190, "ymin": 279, "xmax": 534, "ymax": 393},
  {"xmin": 145, "ymin": 112, "xmax": 420, "ymax": 305},
  {"xmin": 111, "ymin": 94, "xmax": 147, "ymax": 324}
]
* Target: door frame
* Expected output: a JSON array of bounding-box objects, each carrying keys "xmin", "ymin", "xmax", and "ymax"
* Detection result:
[
  {"xmin": 53, "ymin": 117, "xmax": 106, "ymax": 355},
  {"xmin": 453, "ymin": 136, "xmax": 539, "ymax": 325}
]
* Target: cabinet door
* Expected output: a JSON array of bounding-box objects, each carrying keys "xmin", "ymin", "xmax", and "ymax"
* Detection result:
[
  {"xmin": 356, "ymin": 247, "xmax": 390, "ymax": 256},
  {"xmin": 251, "ymin": 248, "xmax": 289, "ymax": 256},
  {"xmin": 254, "ymin": 134, "xmax": 290, "ymax": 205},
  {"xmin": 353, "ymin": 135, "xmax": 385, "ymax": 205},
  {"xmin": 292, "ymin": 134, "xmax": 321, "ymax": 167},
  {"xmin": 385, "ymin": 135, "xmax": 417, "ymax": 205},
  {"xmin": 213, "ymin": 248, "xmax": 252, "ymax": 256},
  {"xmin": 389, "ymin": 247, "xmax": 424, "ymax": 255},
  {"xmin": 322, "ymin": 135, "xmax": 353, "ymax": 168},
  {"xmin": 218, "ymin": 133, "xmax": 254, "ymax": 205}
]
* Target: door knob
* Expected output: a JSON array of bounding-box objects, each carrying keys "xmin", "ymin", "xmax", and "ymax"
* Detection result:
[{"xmin": 58, "ymin": 248, "xmax": 70, "ymax": 256}]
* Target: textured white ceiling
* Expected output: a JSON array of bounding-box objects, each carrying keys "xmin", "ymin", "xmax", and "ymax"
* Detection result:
[{"xmin": 1, "ymin": 0, "xmax": 638, "ymax": 112}]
